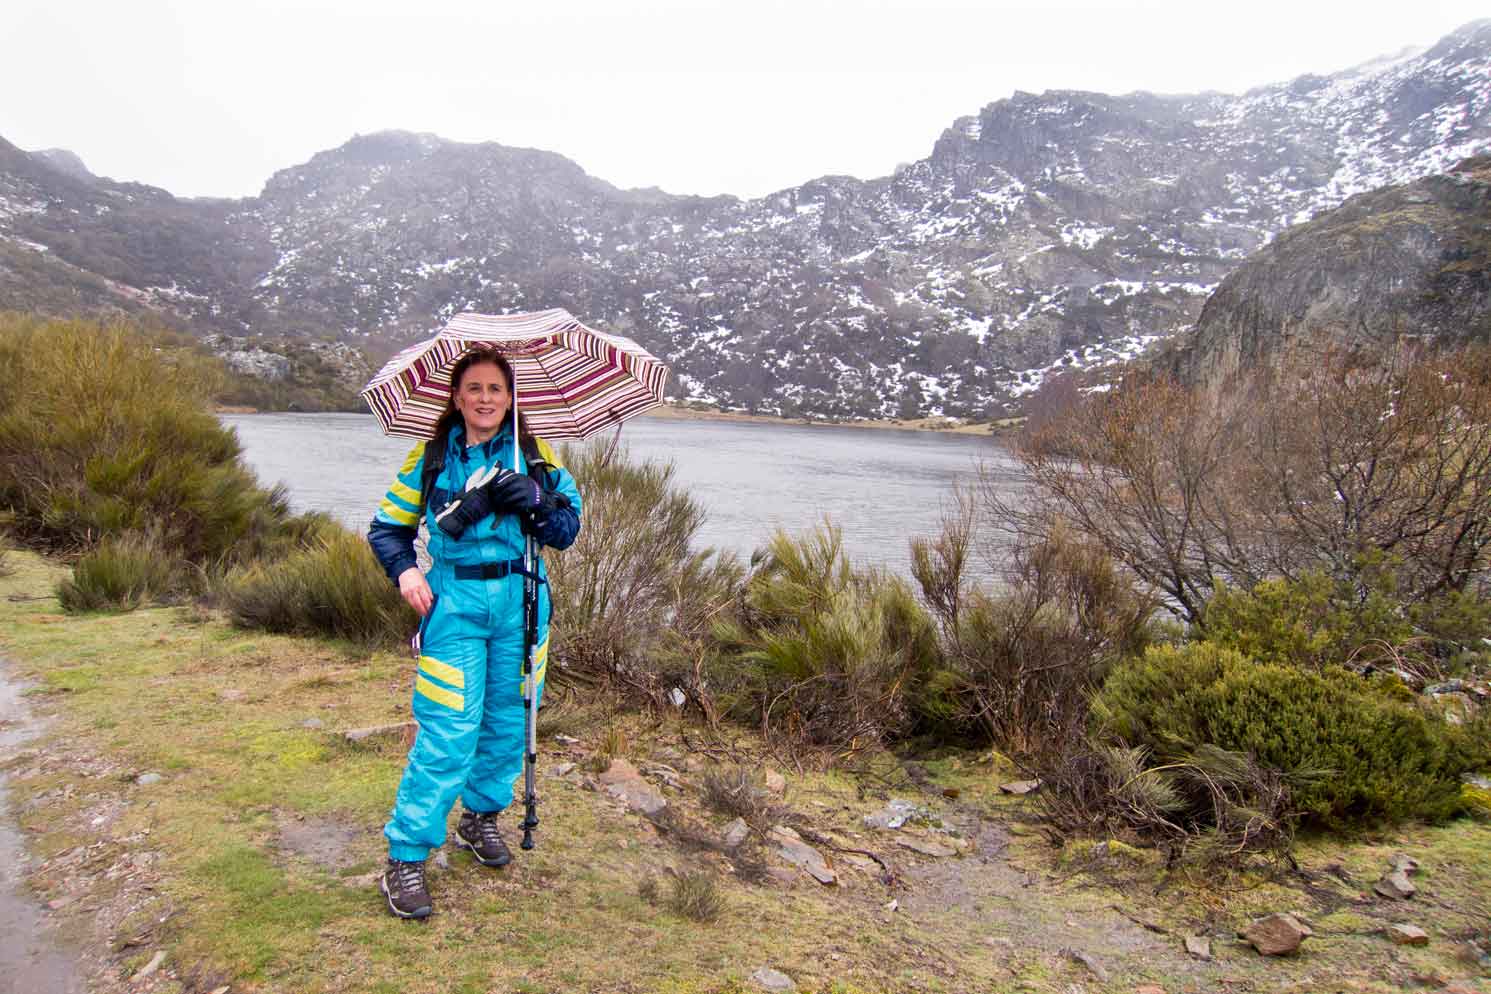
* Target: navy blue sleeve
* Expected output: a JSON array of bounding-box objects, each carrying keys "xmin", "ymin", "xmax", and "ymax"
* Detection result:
[
  {"xmin": 532, "ymin": 463, "xmax": 582, "ymax": 551},
  {"xmin": 368, "ymin": 519, "xmax": 419, "ymax": 584}
]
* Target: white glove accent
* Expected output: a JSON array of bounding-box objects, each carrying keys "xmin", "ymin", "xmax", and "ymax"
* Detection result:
[
  {"xmin": 465, "ymin": 464, "xmax": 508, "ymax": 492},
  {"xmin": 434, "ymin": 497, "xmax": 464, "ymax": 525}
]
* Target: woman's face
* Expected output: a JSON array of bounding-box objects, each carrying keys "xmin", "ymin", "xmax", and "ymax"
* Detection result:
[{"xmin": 452, "ymin": 360, "xmax": 512, "ymax": 440}]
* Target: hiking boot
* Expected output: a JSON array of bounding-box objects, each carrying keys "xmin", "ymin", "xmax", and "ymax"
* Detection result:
[
  {"xmin": 457, "ymin": 809, "xmax": 512, "ymax": 867},
  {"xmin": 380, "ymin": 858, "xmax": 432, "ymax": 919}
]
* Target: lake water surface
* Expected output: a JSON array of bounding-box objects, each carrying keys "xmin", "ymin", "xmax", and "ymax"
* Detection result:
[{"xmin": 220, "ymin": 413, "xmax": 1024, "ymax": 576}]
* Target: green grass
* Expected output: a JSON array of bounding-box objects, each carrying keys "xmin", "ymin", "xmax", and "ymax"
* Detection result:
[{"xmin": 2, "ymin": 546, "xmax": 1490, "ymax": 994}]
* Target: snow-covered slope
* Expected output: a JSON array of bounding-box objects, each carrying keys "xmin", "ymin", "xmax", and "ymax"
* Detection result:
[{"xmin": 3, "ymin": 20, "xmax": 1489, "ymax": 418}]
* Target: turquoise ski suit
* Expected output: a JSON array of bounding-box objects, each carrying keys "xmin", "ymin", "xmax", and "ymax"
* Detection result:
[{"xmin": 367, "ymin": 423, "xmax": 582, "ymax": 863}]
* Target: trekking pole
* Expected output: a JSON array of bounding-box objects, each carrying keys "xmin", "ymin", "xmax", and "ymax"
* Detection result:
[{"xmin": 520, "ymin": 530, "xmax": 539, "ymax": 850}]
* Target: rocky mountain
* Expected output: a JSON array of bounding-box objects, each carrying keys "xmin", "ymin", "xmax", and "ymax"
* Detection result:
[
  {"xmin": 2, "ymin": 19, "xmax": 1489, "ymax": 419},
  {"xmin": 1170, "ymin": 154, "xmax": 1491, "ymax": 388}
]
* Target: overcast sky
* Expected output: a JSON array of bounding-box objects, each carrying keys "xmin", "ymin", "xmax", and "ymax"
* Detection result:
[{"xmin": 5, "ymin": 1, "xmax": 1487, "ymax": 200}]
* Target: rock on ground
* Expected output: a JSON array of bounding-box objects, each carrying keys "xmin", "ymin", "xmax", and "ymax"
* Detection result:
[
  {"xmin": 1243, "ymin": 913, "xmax": 1313, "ymax": 955},
  {"xmin": 897, "ymin": 836, "xmax": 958, "ymax": 858},
  {"xmin": 863, "ymin": 799, "xmax": 920, "ymax": 830},
  {"xmin": 342, "ymin": 721, "xmax": 417, "ymax": 743},
  {"xmin": 999, "ymin": 779, "xmax": 1040, "ymax": 795},
  {"xmin": 1184, "ymin": 935, "xmax": 1213, "ymax": 960},
  {"xmin": 598, "ymin": 758, "xmax": 667, "ymax": 816},
  {"xmin": 1387, "ymin": 923, "xmax": 1430, "ymax": 946},
  {"xmin": 1375, "ymin": 868, "xmax": 1417, "ymax": 899},
  {"xmin": 722, "ymin": 817, "xmax": 750, "ymax": 849},
  {"xmin": 749, "ymin": 966, "xmax": 795, "ymax": 992},
  {"xmin": 767, "ymin": 826, "xmax": 836, "ymax": 885}
]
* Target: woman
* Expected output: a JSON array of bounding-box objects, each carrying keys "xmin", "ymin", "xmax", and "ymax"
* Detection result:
[{"xmin": 367, "ymin": 348, "xmax": 582, "ymax": 919}]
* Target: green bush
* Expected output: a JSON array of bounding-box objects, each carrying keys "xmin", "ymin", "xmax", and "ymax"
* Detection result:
[
  {"xmin": 709, "ymin": 523, "xmax": 942, "ymax": 755},
  {"xmin": 219, "ymin": 523, "xmax": 409, "ymax": 646},
  {"xmin": 546, "ymin": 440, "xmax": 743, "ymax": 702},
  {"xmin": 56, "ymin": 531, "xmax": 181, "ymax": 612},
  {"xmin": 0, "ymin": 314, "xmax": 306, "ymax": 565},
  {"xmin": 1092, "ymin": 642, "xmax": 1486, "ymax": 828},
  {"xmin": 1198, "ymin": 569, "xmax": 1416, "ymax": 671}
]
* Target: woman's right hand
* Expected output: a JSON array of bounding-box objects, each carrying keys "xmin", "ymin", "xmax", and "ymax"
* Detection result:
[{"xmin": 397, "ymin": 567, "xmax": 434, "ymax": 617}]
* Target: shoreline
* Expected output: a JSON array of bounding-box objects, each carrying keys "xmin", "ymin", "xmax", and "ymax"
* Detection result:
[{"xmin": 216, "ymin": 402, "xmax": 1018, "ymax": 436}]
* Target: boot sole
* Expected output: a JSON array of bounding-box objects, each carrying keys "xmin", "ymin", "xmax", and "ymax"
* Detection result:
[
  {"xmin": 379, "ymin": 874, "xmax": 432, "ymax": 919},
  {"xmin": 457, "ymin": 835, "xmax": 512, "ymax": 868}
]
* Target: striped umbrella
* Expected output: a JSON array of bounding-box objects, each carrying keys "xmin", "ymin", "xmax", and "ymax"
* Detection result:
[{"xmin": 361, "ymin": 308, "xmax": 669, "ymax": 441}]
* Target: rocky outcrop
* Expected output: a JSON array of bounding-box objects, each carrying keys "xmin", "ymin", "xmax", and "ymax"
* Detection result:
[{"xmin": 1171, "ymin": 155, "xmax": 1491, "ymax": 388}]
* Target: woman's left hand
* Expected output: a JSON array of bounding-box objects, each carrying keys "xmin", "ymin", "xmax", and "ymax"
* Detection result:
[{"xmin": 397, "ymin": 567, "xmax": 434, "ymax": 617}]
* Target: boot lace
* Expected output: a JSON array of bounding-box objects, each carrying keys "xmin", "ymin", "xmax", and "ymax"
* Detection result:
[
  {"xmin": 474, "ymin": 813, "xmax": 504, "ymax": 848},
  {"xmin": 391, "ymin": 860, "xmax": 424, "ymax": 893}
]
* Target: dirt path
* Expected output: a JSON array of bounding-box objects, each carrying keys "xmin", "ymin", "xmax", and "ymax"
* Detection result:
[{"xmin": 0, "ymin": 658, "xmax": 85, "ymax": 994}]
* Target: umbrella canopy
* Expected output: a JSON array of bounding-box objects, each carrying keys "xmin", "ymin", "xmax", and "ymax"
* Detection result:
[{"xmin": 361, "ymin": 308, "xmax": 668, "ymax": 440}]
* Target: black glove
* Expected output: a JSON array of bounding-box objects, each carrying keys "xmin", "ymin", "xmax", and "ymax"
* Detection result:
[
  {"xmin": 434, "ymin": 466, "xmax": 510, "ymax": 538},
  {"xmin": 521, "ymin": 488, "xmax": 576, "ymax": 543},
  {"xmin": 486, "ymin": 471, "xmax": 541, "ymax": 514}
]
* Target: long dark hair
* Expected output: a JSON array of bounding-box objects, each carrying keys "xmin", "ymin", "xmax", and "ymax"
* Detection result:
[{"xmin": 430, "ymin": 347, "xmax": 534, "ymax": 454}]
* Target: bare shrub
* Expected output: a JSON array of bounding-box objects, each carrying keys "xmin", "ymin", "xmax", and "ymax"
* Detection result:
[
  {"xmin": 1007, "ymin": 341, "xmax": 1491, "ymax": 624},
  {"xmin": 700, "ymin": 766, "xmax": 772, "ymax": 828},
  {"xmin": 913, "ymin": 510, "xmax": 1155, "ymax": 754}
]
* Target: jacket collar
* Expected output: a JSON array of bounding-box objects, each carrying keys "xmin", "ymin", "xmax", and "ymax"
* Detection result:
[{"xmin": 448, "ymin": 422, "xmax": 514, "ymax": 464}]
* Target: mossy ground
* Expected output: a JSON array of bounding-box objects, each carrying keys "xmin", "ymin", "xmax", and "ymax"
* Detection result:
[{"xmin": 2, "ymin": 548, "xmax": 1489, "ymax": 994}]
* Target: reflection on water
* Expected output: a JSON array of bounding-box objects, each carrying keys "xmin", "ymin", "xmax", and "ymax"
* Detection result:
[{"xmin": 220, "ymin": 413, "xmax": 1025, "ymax": 576}]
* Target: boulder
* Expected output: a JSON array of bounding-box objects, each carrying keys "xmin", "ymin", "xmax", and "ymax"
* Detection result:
[
  {"xmin": 1184, "ymin": 935, "xmax": 1213, "ymax": 961},
  {"xmin": 1242, "ymin": 912, "xmax": 1313, "ymax": 955}
]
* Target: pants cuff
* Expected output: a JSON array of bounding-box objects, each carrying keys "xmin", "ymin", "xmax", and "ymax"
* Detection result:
[
  {"xmin": 388, "ymin": 842, "xmax": 429, "ymax": 863},
  {"xmin": 461, "ymin": 792, "xmax": 510, "ymax": 814}
]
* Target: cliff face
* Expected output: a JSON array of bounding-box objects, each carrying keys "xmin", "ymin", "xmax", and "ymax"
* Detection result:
[
  {"xmin": 1170, "ymin": 155, "xmax": 1491, "ymax": 388},
  {"xmin": 3, "ymin": 20, "xmax": 1490, "ymax": 418}
]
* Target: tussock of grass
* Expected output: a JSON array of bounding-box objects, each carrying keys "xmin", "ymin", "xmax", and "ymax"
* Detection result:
[
  {"xmin": 219, "ymin": 524, "xmax": 409, "ymax": 647},
  {"xmin": 57, "ymin": 530, "xmax": 182, "ymax": 613},
  {"xmin": 666, "ymin": 870, "xmax": 726, "ymax": 923}
]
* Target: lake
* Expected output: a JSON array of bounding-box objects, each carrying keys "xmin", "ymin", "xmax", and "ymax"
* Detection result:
[{"xmin": 219, "ymin": 413, "xmax": 1024, "ymax": 576}]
